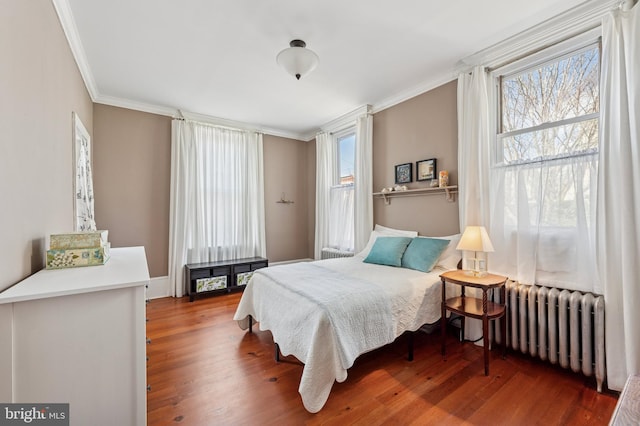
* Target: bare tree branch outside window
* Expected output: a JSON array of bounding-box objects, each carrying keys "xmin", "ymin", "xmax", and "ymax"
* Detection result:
[{"xmin": 497, "ymin": 43, "xmax": 600, "ymax": 227}]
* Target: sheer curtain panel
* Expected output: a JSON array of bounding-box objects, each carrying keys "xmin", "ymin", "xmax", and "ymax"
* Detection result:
[
  {"xmin": 457, "ymin": 66, "xmax": 492, "ymax": 230},
  {"xmin": 314, "ymin": 132, "xmax": 336, "ymax": 259},
  {"xmin": 168, "ymin": 119, "xmax": 265, "ymax": 297},
  {"xmin": 354, "ymin": 113, "xmax": 373, "ymax": 252},
  {"xmin": 457, "ymin": 66, "xmax": 493, "ymax": 341},
  {"xmin": 596, "ymin": 1, "xmax": 640, "ymax": 391},
  {"xmin": 328, "ymin": 185, "xmax": 355, "ymax": 252},
  {"xmin": 490, "ymin": 156, "xmax": 598, "ymax": 291}
]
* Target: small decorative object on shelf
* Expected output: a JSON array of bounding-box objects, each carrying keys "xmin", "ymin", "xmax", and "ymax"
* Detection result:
[
  {"xmin": 439, "ymin": 170, "xmax": 449, "ymax": 188},
  {"xmin": 46, "ymin": 230, "xmax": 110, "ymax": 269},
  {"xmin": 430, "ymin": 179, "xmax": 439, "ymax": 187}
]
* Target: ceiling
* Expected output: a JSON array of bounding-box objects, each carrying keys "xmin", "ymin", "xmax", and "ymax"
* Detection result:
[{"xmin": 62, "ymin": 0, "xmax": 589, "ymax": 140}]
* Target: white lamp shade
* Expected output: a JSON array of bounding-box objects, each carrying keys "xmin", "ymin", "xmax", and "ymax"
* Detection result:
[
  {"xmin": 276, "ymin": 42, "xmax": 319, "ymax": 80},
  {"xmin": 456, "ymin": 226, "xmax": 494, "ymax": 252}
]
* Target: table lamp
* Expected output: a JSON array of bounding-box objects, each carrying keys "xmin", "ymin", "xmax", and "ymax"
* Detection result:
[{"xmin": 456, "ymin": 226, "xmax": 494, "ymax": 277}]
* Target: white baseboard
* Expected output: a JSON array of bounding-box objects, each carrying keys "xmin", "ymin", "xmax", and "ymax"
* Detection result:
[{"xmin": 147, "ymin": 275, "xmax": 171, "ymax": 299}]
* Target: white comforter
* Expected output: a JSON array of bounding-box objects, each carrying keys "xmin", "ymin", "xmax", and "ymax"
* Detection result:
[{"xmin": 233, "ymin": 257, "xmax": 445, "ymax": 413}]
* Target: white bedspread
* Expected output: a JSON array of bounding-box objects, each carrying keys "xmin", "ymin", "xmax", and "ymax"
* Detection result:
[{"xmin": 233, "ymin": 257, "xmax": 445, "ymax": 413}]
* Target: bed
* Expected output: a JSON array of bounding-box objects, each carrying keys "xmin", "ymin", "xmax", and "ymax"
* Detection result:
[{"xmin": 233, "ymin": 228, "xmax": 461, "ymax": 413}]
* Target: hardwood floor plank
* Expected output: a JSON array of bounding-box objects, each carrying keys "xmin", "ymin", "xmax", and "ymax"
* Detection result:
[{"xmin": 146, "ymin": 293, "xmax": 618, "ymax": 425}]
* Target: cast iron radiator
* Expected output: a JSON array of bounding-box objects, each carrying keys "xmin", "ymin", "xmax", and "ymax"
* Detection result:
[
  {"xmin": 491, "ymin": 281, "xmax": 606, "ymax": 392},
  {"xmin": 320, "ymin": 248, "xmax": 355, "ymax": 260}
]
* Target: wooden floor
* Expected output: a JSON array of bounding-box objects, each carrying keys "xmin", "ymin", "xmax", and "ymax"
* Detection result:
[{"xmin": 146, "ymin": 292, "xmax": 618, "ymax": 425}]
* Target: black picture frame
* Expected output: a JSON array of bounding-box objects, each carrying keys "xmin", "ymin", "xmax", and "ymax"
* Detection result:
[
  {"xmin": 394, "ymin": 163, "xmax": 412, "ymax": 184},
  {"xmin": 416, "ymin": 158, "xmax": 437, "ymax": 182}
]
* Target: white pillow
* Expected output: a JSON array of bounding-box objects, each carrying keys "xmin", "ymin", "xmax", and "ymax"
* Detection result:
[
  {"xmin": 355, "ymin": 225, "xmax": 418, "ymax": 259},
  {"xmin": 431, "ymin": 234, "xmax": 462, "ymax": 270},
  {"xmin": 374, "ymin": 224, "xmax": 418, "ymax": 236}
]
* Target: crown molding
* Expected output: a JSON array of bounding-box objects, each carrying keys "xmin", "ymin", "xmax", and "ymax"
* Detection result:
[
  {"xmin": 266, "ymin": 128, "xmax": 315, "ymax": 141},
  {"xmin": 96, "ymin": 95, "xmax": 311, "ymax": 141},
  {"xmin": 371, "ymin": 74, "xmax": 456, "ymax": 115},
  {"xmin": 456, "ymin": 0, "xmax": 621, "ymax": 72},
  {"xmin": 94, "ymin": 95, "xmax": 177, "ymax": 117},
  {"xmin": 320, "ymin": 104, "xmax": 372, "ymax": 134},
  {"xmin": 177, "ymin": 110, "xmax": 311, "ymax": 141},
  {"xmin": 52, "ymin": 0, "xmax": 98, "ymax": 101},
  {"xmin": 298, "ymin": 130, "xmax": 320, "ymax": 142}
]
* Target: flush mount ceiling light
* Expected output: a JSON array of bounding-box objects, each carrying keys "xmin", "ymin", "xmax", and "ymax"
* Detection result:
[{"xmin": 276, "ymin": 39, "xmax": 319, "ymax": 80}]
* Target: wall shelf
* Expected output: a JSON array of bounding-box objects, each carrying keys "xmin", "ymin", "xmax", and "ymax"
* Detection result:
[{"xmin": 373, "ymin": 185, "xmax": 458, "ymax": 205}]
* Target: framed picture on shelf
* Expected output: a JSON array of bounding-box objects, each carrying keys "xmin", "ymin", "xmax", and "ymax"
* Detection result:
[
  {"xmin": 395, "ymin": 163, "xmax": 412, "ymax": 184},
  {"xmin": 416, "ymin": 158, "xmax": 437, "ymax": 181}
]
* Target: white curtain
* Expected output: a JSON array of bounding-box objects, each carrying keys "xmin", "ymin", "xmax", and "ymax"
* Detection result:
[
  {"xmin": 354, "ymin": 113, "xmax": 373, "ymax": 252},
  {"xmin": 457, "ymin": 66, "xmax": 492, "ymax": 341},
  {"xmin": 459, "ymin": 64, "xmax": 599, "ymax": 293},
  {"xmin": 490, "ymin": 156, "xmax": 598, "ymax": 292},
  {"xmin": 457, "ymin": 66, "xmax": 492, "ymax": 230},
  {"xmin": 168, "ymin": 119, "xmax": 266, "ymax": 297},
  {"xmin": 597, "ymin": 1, "xmax": 640, "ymax": 391},
  {"xmin": 314, "ymin": 132, "xmax": 336, "ymax": 259},
  {"xmin": 328, "ymin": 185, "xmax": 354, "ymax": 251}
]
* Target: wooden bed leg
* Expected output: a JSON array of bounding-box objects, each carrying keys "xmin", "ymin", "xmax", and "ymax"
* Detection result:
[
  {"xmin": 275, "ymin": 343, "xmax": 280, "ymax": 362},
  {"xmin": 407, "ymin": 332, "xmax": 414, "ymax": 361},
  {"xmin": 248, "ymin": 315, "xmax": 253, "ymax": 333}
]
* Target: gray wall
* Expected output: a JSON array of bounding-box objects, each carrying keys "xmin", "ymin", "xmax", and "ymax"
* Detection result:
[
  {"xmin": 263, "ymin": 135, "xmax": 313, "ymax": 261},
  {"xmin": 0, "ymin": 0, "xmax": 94, "ymax": 291},
  {"xmin": 92, "ymin": 104, "xmax": 171, "ymax": 278},
  {"xmin": 372, "ymin": 81, "xmax": 460, "ymax": 236},
  {"xmin": 91, "ymin": 109, "xmax": 313, "ymax": 277}
]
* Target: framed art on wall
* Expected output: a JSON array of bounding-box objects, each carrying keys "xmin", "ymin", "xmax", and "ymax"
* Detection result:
[
  {"xmin": 395, "ymin": 163, "xmax": 412, "ymax": 184},
  {"xmin": 73, "ymin": 112, "xmax": 97, "ymax": 231},
  {"xmin": 416, "ymin": 158, "xmax": 437, "ymax": 181}
]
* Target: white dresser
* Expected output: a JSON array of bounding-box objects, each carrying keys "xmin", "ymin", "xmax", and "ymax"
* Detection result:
[{"xmin": 0, "ymin": 246, "xmax": 149, "ymax": 426}]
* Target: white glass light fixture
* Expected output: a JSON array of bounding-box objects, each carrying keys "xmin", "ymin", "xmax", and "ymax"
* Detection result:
[
  {"xmin": 456, "ymin": 226, "xmax": 495, "ymax": 277},
  {"xmin": 276, "ymin": 39, "xmax": 319, "ymax": 80}
]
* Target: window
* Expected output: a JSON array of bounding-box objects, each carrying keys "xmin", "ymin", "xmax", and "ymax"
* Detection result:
[
  {"xmin": 491, "ymin": 39, "xmax": 600, "ymax": 289},
  {"xmin": 338, "ymin": 132, "xmax": 356, "ymax": 185},
  {"xmin": 328, "ymin": 130, "xmax": 356, "ymax": 251},
  {"xmin": 170, "ymin": 121, "xmax": 265, "ymax": 265},
  {"xmin": 498, "ymin": 43, "xmax": 600, "ymax": 165}
]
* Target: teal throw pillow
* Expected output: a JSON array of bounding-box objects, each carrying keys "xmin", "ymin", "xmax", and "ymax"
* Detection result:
[
  {"xmin": 363, "ymin": 237, "xmax": 413, "ymax": 267},
  {"xmin": 401, "ymin": 237, "xmax": 451, "ymax": 272}
]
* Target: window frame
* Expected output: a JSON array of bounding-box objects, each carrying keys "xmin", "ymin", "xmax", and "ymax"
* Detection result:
[
  {"xmin": 492, "ymin": 29, "xmax": 602, "ymax": 167},
  {"xmin": 334, "ymin": 127, "xmax": 356, "ymax": 186},
  {"xmin": 326, "ymin": 127, "xmax": 357, "ymax": 252}
]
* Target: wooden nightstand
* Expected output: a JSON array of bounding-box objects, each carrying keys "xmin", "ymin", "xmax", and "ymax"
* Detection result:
[{"xmin": 440, "ymin": 269, "xmax": 508, "ymax": 376}]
